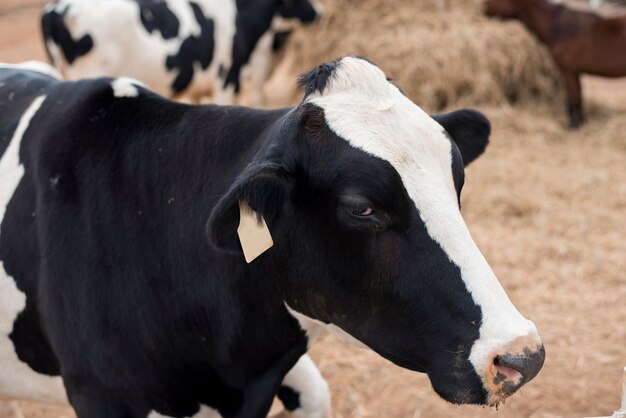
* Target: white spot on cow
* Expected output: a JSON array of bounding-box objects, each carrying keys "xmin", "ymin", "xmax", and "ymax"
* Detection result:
[
  {"xmin": 0, "ymin": 61, "xmax": 62, "ymax": 80},
  {"xmin": 306, "ymin": 57, "xmax": 541, "ymax": 387},
  {"xmin": 242, "ymin": 29, "xmax": 273, "ymax": 107},
  {"xmin": 285, "ymin": 304, "xmax": 368, "ymax": 349},
  {"xmin": 148, "ymin": 405, "xmax": 221, "ymax": 418},
  {"xmin": 281, "ymin": 354, "xmax": 331, "ymax": 418},
  {"xmin": 111, "ymin": 77, "xmax": 143, "ymax": 98},
  {"xmin": 0, "ymin": 96, "xmax": 68, "ymax": 404},
  {"xmin": 0, "ymin": 96, "xmax": 46, "ymax": 233},
  {"xmin": 213, "ymin": 83, "xmax": 235, "ymax": 105},
  {"xmin": 313, "ymin": 1, "xmax": 324, "ymax": 16},
  {"xmin": 49, "ymin": 174, "xmax": 61, "ymax": 188}
]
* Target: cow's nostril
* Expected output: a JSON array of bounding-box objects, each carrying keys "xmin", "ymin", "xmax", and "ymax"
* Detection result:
[
  {"xmin": 493, "ymin": 355, "xmax": 524, "ymax": 385},
  {"xmin": 493, "ymin": 345, "xmax": 546, "ymax": 389}
]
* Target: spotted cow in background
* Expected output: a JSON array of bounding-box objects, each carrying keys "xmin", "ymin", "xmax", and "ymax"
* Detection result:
[
  {"xmin": 41, "ymin": 0, "xmax": 320, "ymax": 105},
  {"xmin": 0, "ymin": 57, "xmax": 545, "ymax": 417}
]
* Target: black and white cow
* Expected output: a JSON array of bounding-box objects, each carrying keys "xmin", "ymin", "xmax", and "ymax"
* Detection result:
[
  {"xmin": 0, "ymin": 57, "xmax": 545, "ymax": 418},
  {"xmin": 41, "ymin": 0, "xmax": 320, "ymax": 105}
]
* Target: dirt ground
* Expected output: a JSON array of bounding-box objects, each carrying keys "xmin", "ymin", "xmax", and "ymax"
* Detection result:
[{"xmin": 0, "ymin": 0, "xmax": 625, "ymax": 417}]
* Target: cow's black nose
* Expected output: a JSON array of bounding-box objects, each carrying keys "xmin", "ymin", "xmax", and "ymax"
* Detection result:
[{"xmin": 494, "ymin": 345, "xmax": 545, "ymax": 391}]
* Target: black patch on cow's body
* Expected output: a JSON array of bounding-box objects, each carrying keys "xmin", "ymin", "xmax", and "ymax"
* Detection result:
[
  {"xmin": 222, "ymin": 0, "xmax": 276, "ymax": 93},
  {"xmin": 41, "ymin": 7, "xmax": 93, "ymax": 65},
  {"xmin": 137, "ymin": 0, "xmax": 180, "ymax": 39},
  {"xmin": 277, "ymin": 385, "xmax": 300, "ymax": 411},
  {"xmin": 10, "ymin": 304, "xmax": 61, "ymax": 375},
  {"xmin": 276, "ymin": 0, "xmax": 318, "ymax": 23},
  {"xmin": 271, "ymin": 30, "xmax": 292, "ymax": 52},
  {"xmin": 166, "ymin": 2, "xmax": 214, "ymax": 94},
  {"xmin": 222, "ymin": 0, "xmax": 318, "ymax": 95}
]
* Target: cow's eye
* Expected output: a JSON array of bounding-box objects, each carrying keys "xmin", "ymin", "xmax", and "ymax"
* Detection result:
[
  {"xmin": 339, "ymin": 193, "xmax": 378, "ymax": 226},
  {"xmin": 339, "ymin": 194, "xmax": 377, "ymax": 221},
  {"xmin": 337, "ymin": 194, "xmax": 389, "ymax": 231},
  {"xmin": 352, "ymin": 206, "xmax": 374, "ymax": 217}
]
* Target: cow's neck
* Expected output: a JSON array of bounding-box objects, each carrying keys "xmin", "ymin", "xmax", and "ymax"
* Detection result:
[
  {"xmin": 179, "ymin": 252, "xmax": 306, "ymax": 415},
  {"xmin": 135, "ymin": 104, "xmax": 307, "ymax": 409},
  {"xmin": 518, "ymin": 0, "xmax": 560, "ymax": 45},
  {"xmin": 223, "ymin": 258, "xmax": 307, "ymax": 368}
]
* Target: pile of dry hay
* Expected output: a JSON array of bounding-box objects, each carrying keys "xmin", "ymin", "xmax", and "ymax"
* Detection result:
[{"xmin": 276, "ymin": 0, "xmax": 562, "ymax": 112}]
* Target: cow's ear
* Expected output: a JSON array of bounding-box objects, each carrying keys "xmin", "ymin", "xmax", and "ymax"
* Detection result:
[
  {"xmin": 206, "ymin": 162, "xmax": 293, "ymax": 254},
  {"xmin": 432, "ymin": 109, "xmax": 491, "ymax": 166}
]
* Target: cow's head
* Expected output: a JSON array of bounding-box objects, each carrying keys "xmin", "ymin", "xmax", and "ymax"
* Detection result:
[
  {"xmin": 208, "ymin": 57, "xmax": 544, "ymax": 406},
  {"xmin": 484, "ymin": 0, "xmax": 520, "ymax": 19},
  {"xmin": 274, "ymin": 0, "xmax": 321, "ymax": 24}
]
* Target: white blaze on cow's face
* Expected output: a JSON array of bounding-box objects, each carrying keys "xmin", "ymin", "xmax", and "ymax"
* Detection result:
[{"xmin": 288, "ymin": 57, "xmax": 544, "ymax": 405}]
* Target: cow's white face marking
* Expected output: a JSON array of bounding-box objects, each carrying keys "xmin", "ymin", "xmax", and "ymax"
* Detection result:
[
  {"xmin": 0, "ymin": 96, "xmax": 68, "ymax": 404},
  {"xmin": 111, "ymin": 77, "xmax": 143, "ymax": 98},
  {"xmin": 0, "ymin": 61, "xmax": 62, "ymax": 80},
  {"xmin": 304, "ymin": 57, "xmax": 540, "ymax": 385},
  {"xmin": 148, "ymin": 405, "xmax": 222, "ymax": 418}
]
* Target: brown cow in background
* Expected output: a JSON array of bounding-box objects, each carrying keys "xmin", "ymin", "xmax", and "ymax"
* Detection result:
[{"xmin": 484, "ymin": 0, "xmax": 626, "ymax": 128}]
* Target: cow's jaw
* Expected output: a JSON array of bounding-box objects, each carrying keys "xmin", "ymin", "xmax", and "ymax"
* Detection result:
[{"xmin": 285, "ymin": 304, "xmax": 368, "ymax": 349}]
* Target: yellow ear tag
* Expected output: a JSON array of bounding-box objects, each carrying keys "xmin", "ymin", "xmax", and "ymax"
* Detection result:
[{"xmin": 237, "ymin": 200, "xmax": 274, "ymax": 263}]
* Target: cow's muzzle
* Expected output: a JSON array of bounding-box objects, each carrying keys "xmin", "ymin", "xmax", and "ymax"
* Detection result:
[{"xmin": 485, "ymin": 340, "xmax": 546, "ymax": 405}]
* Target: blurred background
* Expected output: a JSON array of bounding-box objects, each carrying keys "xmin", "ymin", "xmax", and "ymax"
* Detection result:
[{"xmin": 0, "ymin": 0, "xmax": 624, "ymax": 417}]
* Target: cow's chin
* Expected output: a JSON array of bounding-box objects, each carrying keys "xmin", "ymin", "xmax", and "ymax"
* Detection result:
[
  {"xmin": 427, "ymin": 367, "xmax": 488, "ymax": 405},
  {"xmin": 372, "ymin": 346, "xmax": 489, "ymax": 405}
]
